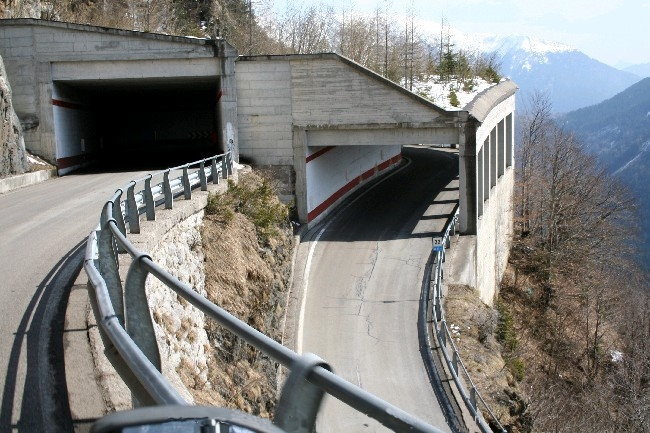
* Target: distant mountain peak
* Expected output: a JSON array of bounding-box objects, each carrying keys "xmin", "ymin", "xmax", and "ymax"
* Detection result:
[{"xmin": 486, "ymin": 35, "xmax": 576, "ymax": 55}]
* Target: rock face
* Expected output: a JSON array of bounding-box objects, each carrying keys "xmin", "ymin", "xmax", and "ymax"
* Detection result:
[
  {"xmin": 0, "ymin": 1, "xmax": 42, "ymax": 19},
  {"xmin": 0, "ymin": 55, "xmax": 29, "ymax": 177}
]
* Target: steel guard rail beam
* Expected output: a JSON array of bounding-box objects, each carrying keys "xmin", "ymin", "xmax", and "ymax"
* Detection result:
[
  {"xmin": 84, "ymin": 151, "xmax": 447, "ymax": 433},
  {"xmin": 425, "ymin": 206, "xmax": 507, "ymax": 433}
]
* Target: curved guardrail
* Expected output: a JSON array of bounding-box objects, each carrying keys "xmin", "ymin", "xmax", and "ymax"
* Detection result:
[
  {"xmin": 84, "ymin": 151, "xmax": 448, "ymax": 433},
  {"xmin": 424, "ymin": 207, "xmax": 507, "ymax": 433}
]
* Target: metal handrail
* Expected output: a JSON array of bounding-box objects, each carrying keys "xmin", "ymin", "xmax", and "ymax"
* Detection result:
[
  {"xmin": 84, "ymin": 151, "xmax": 447, "ymax": 433},
  {"xmin": 426, "ymin": 206, "xmax": 507, "ymax": 433}
]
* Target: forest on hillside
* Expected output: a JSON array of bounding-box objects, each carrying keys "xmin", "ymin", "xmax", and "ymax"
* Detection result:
[{"xmin": 1, "ymin": 0, "xmax": 500, "ymax": 90}]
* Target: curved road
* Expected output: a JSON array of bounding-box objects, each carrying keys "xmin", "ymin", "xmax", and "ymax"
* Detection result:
[
  {"xmin": 300, "ymin": 146, "xmax": 459, "ymax": 433},
  {"xmin": 0, "ymin": 169, "xmax": 145, "ymax": 432}
]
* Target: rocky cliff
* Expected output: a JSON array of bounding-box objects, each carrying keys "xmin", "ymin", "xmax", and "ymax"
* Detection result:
[{"xmin": 0, "ymin": 55, "xmax": 29, "ymax": 177}]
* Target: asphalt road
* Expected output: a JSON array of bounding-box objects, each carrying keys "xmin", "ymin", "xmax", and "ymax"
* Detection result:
[
  {"xmin": 0, "ymin": 169, "xmax": 146, "ymax": 432},
  {"xmin": 300, "ymin": 146, "xmax": 459, "ymax": 433}
]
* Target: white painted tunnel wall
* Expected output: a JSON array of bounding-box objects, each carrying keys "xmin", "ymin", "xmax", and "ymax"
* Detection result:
[
  {"xmin": 306, "ymin": 145, "xmax": 401, "ymax": 223},
  {"xmin": 474, "ymin": 94, "xmax": 515, "ymax": 304},
  {"xmin": 52, "ymin": 83, "xmax": 98, "ymax": 174}
]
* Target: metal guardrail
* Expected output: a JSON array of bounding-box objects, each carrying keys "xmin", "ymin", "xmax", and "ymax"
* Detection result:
[
  {"xmin": 425, "ymin": 207, "xmax": 507, "ymax": 433},
  {"xmin": 84, "ymin": 151, "xmax": 448, "ymax": 433}
]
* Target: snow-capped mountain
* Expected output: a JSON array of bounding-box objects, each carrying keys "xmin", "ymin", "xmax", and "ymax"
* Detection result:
[
  {"xmin": 490, "ymin": 35, "xmax": 642, "ymax": 113},
  {"xmin": 420, "ymin": 23, "xmax": 643, "ymax": 113}
]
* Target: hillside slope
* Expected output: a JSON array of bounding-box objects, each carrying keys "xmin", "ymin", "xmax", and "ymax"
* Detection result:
[{"xmin": 561, "ymin": 77, "xmax": 650, "ymax": 264}]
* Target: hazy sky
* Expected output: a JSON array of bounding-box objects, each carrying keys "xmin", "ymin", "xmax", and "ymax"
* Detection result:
[{"xmin": 272, "ymin": 0, "xmax": 649, "ymax": 67}]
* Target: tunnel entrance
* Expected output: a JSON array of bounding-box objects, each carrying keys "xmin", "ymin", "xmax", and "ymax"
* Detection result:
[{"xmin": 52, "ymin": 77, "xmax": 220, "ymax": 173}]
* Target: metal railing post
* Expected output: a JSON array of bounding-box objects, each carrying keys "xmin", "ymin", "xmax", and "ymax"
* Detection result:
[
  {"xmin": 124, "ymin": 254, "xmax": 162, "ymax": 399},
  {"xmin": 470, "ymin": 387, "xmax": 477, "ymax": 411},
  {"xmin": 221, "ymin": 155, "xmax": 228, "ymax": 180},
  {"xmin": 211, "ymin": 158, "xmax": 220, "ymax": 184},
  {"xmin": 98, "ymin": 202, "xmax": 124, "ymax": 325},
  {"xmin": 439, "ymin": 321, "xmax": 447, "ymax": 347},
  {"xmin": 182, "ymin": 165, "xmax": 191, "ymax": 199},
  {"xmin": 452, "ymin": 351, "xmax": 459, "ymax": 376},
  {"xmin": 144, "ymin": 175, "xmax": 155, "ymax": 221},
  {"xmin": 199, "ymin": 160, "xmax": 208, "ymax": 191},
  {"xmin": 226, "ymin": 152, "xmax": 233, "ymax": 177},
  {"xmin": 126, "ymin": 182, "xmax": 140, "ymax": 234},
  {"xmin": 112, "ymin": 190, "xmax": 127, "ymax": 253},
  {"xmin": 275, "ymin": 353, "xmax": 332, "ymax": 433},
  {"xmin": 163, "ymin": 170, "xmax": 173, "ymax": 209}
]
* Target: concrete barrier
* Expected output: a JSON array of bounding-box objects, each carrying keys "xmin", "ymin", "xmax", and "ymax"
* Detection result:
[{"xmin": 0, "ymin": 168, "xmax": 56, "ymax": 194}]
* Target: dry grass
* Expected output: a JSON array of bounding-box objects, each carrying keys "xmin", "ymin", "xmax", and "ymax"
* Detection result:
[
  {"xmin": 175, "ymin": 171, "xmax": 293, "ymax": 418},
  {"xmin": 444, "ymin": 284, "xmax": 532, "ymax": 432}
]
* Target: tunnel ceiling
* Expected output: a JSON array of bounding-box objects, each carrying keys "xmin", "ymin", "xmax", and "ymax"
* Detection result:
[{"xmin": 56, "ymin": 77, "xmax": 219, "ymax": 109}]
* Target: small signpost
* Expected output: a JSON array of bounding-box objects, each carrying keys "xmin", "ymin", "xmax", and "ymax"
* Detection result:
[{"xmin": 433, "ymin": 237, "xmax": 444, "ymax": 252}]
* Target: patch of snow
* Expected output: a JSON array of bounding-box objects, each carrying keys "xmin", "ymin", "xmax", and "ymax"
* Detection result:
[
  {"xmin": 409, "ymin": 75, "xmax": 496, "ymax": 111},
  {"xmin": 610, "ymin": 350, "xmax": 623, "ymax": 363},
  {"xmin": 613, "ymin": 142, "xmax": 649, "ymax": 175},
  {"xmin": 28, "ymin": 155, "xmax": 44, "ymax": 165}
]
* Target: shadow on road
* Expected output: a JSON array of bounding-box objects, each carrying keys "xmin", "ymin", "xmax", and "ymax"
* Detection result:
[{"xmin": 0, "ymin": 240, "xmax": 84, "ymax": 433}]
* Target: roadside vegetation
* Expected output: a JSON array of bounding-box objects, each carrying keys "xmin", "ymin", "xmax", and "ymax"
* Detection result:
[{"xmin": 182, "ymin": 170, "xmax": 292, "ymax": 417}]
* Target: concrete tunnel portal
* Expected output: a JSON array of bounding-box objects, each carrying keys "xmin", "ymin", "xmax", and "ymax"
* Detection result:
[
  {"xmin": 0, "ymin": 19, "xmax": 239, "ymax": 175},
  {"xmin": 52, "ymin": 77, "xmax": 222, "ymax": 170}
]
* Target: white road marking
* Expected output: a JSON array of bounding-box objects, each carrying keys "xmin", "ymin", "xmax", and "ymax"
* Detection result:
[{"xmin": 296, "ymin": 158, "xmax": 413, "ymax": 354}]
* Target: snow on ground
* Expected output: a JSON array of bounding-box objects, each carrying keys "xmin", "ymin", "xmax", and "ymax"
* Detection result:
[
  {"xmin": 409, "ymin": 75, "xmax": 497, "ymax": 111},
  {"xmin": 27, "ymin": 152, "xmax": 51, "ymax": 168}
]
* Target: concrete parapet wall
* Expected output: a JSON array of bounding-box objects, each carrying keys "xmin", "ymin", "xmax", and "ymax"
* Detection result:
[{"xmin": 288, "ymin": 57, "xmax": 446, "ymax": 127}]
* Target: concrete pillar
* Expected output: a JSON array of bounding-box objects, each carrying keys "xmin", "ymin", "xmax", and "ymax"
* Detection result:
[
  {"xmin": 293, "ymin": 129, "xmax": 308, "ymax": 223},
  {"xmin": 459, "ymin": 117, "xmax": 479, "ymax": 234},
  {"xmin": 497, "ymin": 119, "xmax": 505, "ymax": 177},
  {"xmin": 216, "ymin": 40, "xmax": 239, "ymax": 161},
  {"xmin": 506, "ymin": 113, "xmax": 514, "ymax": 168},
  {"xmin": 490, "ymin": 127, "xmax": 497, "ymax": 188},
  {"xmin": 36, "ymin": 60, "xmax": 56, "ymax": 163}
]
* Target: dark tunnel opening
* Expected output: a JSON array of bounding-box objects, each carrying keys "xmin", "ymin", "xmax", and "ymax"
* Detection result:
[{"xmin": 52, "ymin": 77, "xmax": 221, "ymax": 173}]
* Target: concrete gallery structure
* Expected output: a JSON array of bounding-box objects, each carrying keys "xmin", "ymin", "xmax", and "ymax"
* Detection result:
[{"xmin": 0, "ymin": 18, "xmax": 516, "ymax": 302}]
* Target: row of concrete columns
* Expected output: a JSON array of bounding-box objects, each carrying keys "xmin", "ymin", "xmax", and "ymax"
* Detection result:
[{"xmin": 477, "ymin": 113, "xmax": 513, "ymax": 218}]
